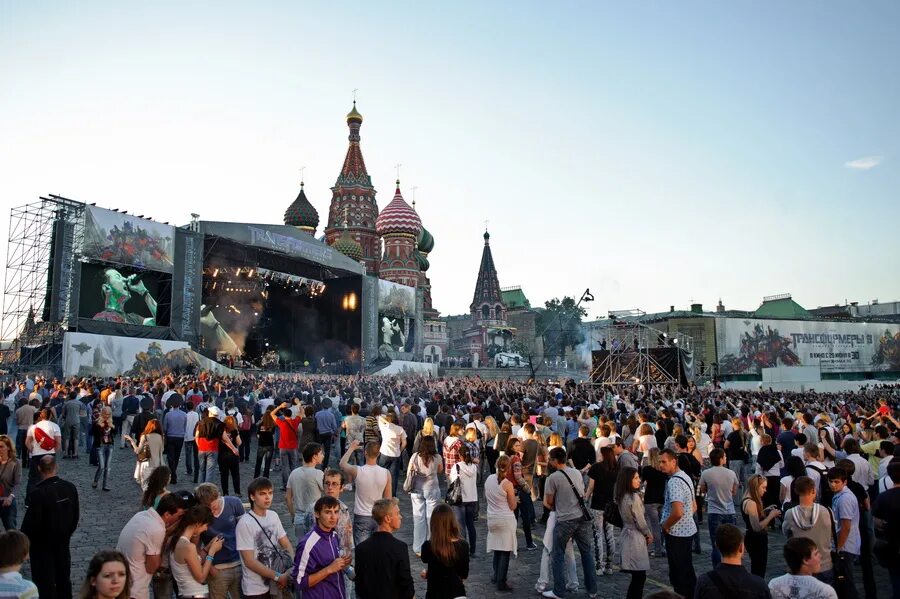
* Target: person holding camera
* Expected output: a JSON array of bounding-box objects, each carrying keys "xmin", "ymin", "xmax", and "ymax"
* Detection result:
[
  {"xmin": 741, "ymin": 474, "xmax": 782, "ymax": 578},
  {"xmin": 168, "ymin": 505, "xmax": 224, "ymax": 598}
]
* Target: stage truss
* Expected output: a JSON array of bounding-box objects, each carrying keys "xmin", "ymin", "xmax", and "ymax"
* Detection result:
[
  {"xmin": 589, "ymin": 321, "xmax": 694, "ymax": 386},
  {"xmin": 1, "ymin": 195, "xmax": 85, "ymax": 375}
]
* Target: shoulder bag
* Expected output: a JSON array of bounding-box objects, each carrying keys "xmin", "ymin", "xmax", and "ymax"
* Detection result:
[
  {"xmin": 558, "ymin": 469, "xmax": 593, "ymax": 523},
  {"xmin": 248, "ymin": 513, "xmax": 294, "ymax": 596},
  {"xmin": 403, "ymin": 454, "xmax": 421, "ymax": 494},
  {"xmin": 444, "ymin": 463, "xmax": 463, "ymax": 505}
]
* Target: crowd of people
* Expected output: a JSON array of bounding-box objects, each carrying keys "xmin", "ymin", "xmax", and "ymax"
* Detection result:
[{"xmin": 0, "ymin": 372, "xmax": 898, "ymax": 599}]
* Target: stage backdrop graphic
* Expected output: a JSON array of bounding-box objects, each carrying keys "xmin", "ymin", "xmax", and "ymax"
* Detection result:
[
  {"xmin": 715, "ymin": 317, "xmax": 900, "ymax": 375},
  {"xmin": 83, "ymin": 206, "xmax": 175, "ymax": 273},
  {"xmin": 78, "ymin": 263, "xmax": 171, "ymax": 328},
  {"xmin": 377, "ymin": 280, "xmax": 416, "ymax": 353}
]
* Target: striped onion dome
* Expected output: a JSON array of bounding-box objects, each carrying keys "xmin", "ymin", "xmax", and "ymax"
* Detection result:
[
  {"xmin": 283, "ymin": 182, "xmax": 319, "ymax": 232},
  {"xmin": 375, "ymin": 181, "xmax": 421, "ymax": 237},
  {"xmin": 333, "ymin": 229, "xmax": 364, "ymax": 262}
]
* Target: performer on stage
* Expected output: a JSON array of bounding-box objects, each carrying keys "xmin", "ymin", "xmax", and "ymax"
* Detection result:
[{"xmin": 92, "ymin": 268, "xmax": 158, "ymax": 326}]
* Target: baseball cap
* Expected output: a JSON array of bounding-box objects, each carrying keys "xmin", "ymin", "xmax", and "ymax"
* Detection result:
[{"xmin": 207, "ymin": 406, "xmax": 220, "ymax": 417}]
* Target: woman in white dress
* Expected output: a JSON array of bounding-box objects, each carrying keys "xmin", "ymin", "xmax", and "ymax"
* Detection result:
[
  {"xmin": 485, "ymin": 455, "xmax": 517, "ymax": 593},
  {"xmin": 407, "ymin": 435, "xmax": 444, "ymax": 555},
  {"xmin": 124, "ymin": 419, "xmax": 164, "ymax": 490}
]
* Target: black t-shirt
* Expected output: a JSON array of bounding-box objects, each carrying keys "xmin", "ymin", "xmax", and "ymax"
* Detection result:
[
  {"xmin": 570, "ymin": 438, "xmax": 595, "ymax": 470},
  {"xmin": 641, "ymin": 465, "xmax": 667, "ymax": 505},
  {"xmin": 587, "ymin": 462, "xmax": 617, "ymax": 509},
  {"xmin": 725, "ymin": 431, "xmax": 749, "ymax": 462},
  {"xmin": 197, "ymin": 417, "xmax": 223, "ymax": 441},
  {"xmin": 872, "ymin": 487, "xmax": 900, "ymax": 542},
  {"xmin": 421, "ymin": 538, "xmax": 469, "ymax": 599}
]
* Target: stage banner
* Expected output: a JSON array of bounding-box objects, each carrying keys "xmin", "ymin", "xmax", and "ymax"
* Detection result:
[
  {"xmin": 715, "ymin": 317, "xmax": 900, "ymax": 375},
  {"xmin": 171, "ymin": 228, "xmax": 203, "ymax": 343},
  {"xmin": 377, "ymin": 280, "xmax": 416, "ymax": 354},
  {"xmin": 83, "ymin": 206, "xmax": 175, "ymax": 273}
]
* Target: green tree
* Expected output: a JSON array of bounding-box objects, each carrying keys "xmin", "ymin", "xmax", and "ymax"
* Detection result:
[{"xmin": 537, "ymin": 296, "xmax": 587, "ymax": 358}]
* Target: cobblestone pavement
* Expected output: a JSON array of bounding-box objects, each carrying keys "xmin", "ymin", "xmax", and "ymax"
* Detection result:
[{"xmin": 18, "ymin": 447, "xmax": 890, "ymax": 598}]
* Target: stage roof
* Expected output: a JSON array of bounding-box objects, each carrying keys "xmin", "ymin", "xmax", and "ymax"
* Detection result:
[{"xmin": 198, "ymin": 221, "xmax": 365, "ymax": 276}]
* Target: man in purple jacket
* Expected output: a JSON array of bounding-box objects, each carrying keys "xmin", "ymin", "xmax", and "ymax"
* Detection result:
[{"xmin": 294, "ymin": 496, "xmax": 351, "ymax": 599}]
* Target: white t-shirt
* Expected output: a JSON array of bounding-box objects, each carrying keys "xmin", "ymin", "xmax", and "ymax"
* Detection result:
[
  {"xmin": 769, "ymin": 573, "xmax": 837, "ymax": 599},
  {"xmin": 353, "ymin": 464, "xmax": 390, "ymax": 516},
  {"xmin": 26, "ymin": 420, "xmax": 61, "ymax": 457},
  {"xmin": 116, "ymin": 509, "xmax": 165, "ymax": 599},
  {"xmin": 236, "ymin": 510, "xmax": 288, "ymax": 596}
]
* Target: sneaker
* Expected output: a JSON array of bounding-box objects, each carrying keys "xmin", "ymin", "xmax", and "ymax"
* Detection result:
[
  {"xmin": 541, "ymin": 591, "xmax": 563, "ymax": 599},
  {"xmin": 525, "ymin": 543, "xmax": 538, "ymax": 551},
  {"xmin": 566, "ymin": 583, "xmax": 580, "ymax": 592},
  {"xmin": 534, "ymin": 582, "xmax": 548, "ymax": 593}
]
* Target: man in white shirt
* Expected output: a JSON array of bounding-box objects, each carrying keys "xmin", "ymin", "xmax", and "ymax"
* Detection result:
[
  {"xmin": 116, "ymin": 493, "xmax": 187, "ymax": 599},
  {"xmin": 236, "ymin": 478, "xmax": 294, "ymax": 598},
  {"xmin": 769, "ymin": 537, "xmax": 837, "ymax": 599},
  {"xmin": 24, "ymin": 409, "xmax": 62, "ymax": 501},
  {"xmin": 803, "ymin": 443, "xmax": 828, "ymax": 500},
  {"xmin": 377, "ymin": 413, "xmax": 406, "ymax": 497},
  {"xmin": 340, "ymin": 440, "xmax": 390, "ymax": 546},
  {"xmin": 843, "ymin": 438, "xmax": 875, "ymax": 489}
]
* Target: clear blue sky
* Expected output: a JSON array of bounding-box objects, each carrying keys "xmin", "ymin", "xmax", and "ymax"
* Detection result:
[{"xmin": 1, "ymin": 1, "xmax": 898, "ymax": 321}]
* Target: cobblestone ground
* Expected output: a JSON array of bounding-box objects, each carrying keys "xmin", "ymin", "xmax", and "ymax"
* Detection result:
[{"xmin": 19, "ymin": 446, "xmax": 890, "ymax": 598}]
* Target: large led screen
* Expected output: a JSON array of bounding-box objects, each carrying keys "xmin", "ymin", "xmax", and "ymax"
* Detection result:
[{"xmin": 78, "ymin": 263, "xmax": 171, "ymax": 327}]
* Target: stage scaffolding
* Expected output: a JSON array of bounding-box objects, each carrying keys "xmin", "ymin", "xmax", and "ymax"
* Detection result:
[
  {"xmin": 1, "ymin": 195, "xmax": 85, "ymax": 375},
  {"xmin": 589, "ymin": 321, "xmax": 694, "ymax": 386}
]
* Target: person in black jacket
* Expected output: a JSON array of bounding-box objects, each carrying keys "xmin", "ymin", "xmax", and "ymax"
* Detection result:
[
  {"xmin": 694, "ymin": 523, "xmax": 771, "ymax": 599},
  {"xmin": 354, "ymin": 497, "xmax": 415, "ymax": 599},
  {"xmin": 20, "ymin": 455, "xmax": 79, "ymax": 599}
]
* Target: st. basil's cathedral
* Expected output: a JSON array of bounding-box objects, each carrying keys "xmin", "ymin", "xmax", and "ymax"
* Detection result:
[{"xmin": 281, "ymin": 103, "xmax": 529, "ymax": 367}]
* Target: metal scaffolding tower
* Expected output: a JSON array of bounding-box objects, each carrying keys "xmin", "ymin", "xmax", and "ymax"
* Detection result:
[
  {"xmin": 0, "ymin": 195, "xmax": 85, "ymax": 375},
  {"xmin": 589, "ymin": 320, "xmax": 694, "ymax": 386}
]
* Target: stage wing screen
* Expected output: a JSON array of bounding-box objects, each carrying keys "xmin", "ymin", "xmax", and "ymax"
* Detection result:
[
  {"xmin": 78, "ymin": 263, "xmax": 171, "ymax": 328},
  {"xmin": 377, "ymin": 279, "xmax": 416, "ymax": 353},
  {"xmin": 83, "ymin": 206, "xmax": 175, "ymax": 273}
]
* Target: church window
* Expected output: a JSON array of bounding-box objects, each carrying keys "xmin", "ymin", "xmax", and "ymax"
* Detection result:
[{"xmin": 482, "ymin": 306, "xmax": 489, "ymax": 320}]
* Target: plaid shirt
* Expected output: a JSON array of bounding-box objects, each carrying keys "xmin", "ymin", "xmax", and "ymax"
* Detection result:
[
  {"xmin": 0, "ymin": 572, "xmax": 38, "ymax": 599},
  {"xmin": 464, "ymin": 440, "xmax": 481, "ymax": 464},
  {"xmin": 443, "ymin": 438, "xmax": 462, "ymax": 471}
]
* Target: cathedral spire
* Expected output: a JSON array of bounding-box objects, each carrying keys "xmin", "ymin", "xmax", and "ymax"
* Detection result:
[{"xmin": 470, "ymin": 229, "xmax": 506, "ymax": 319}]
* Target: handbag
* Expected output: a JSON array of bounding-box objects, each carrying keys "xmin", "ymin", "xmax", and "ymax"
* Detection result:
[
  {"xmin": 137, "ymin": 441, "xmax": 152, "ymax": 463},
  {"xmin": 403, "ymin": 454, "xmax": 421, "ymax": 494},
  {"xmin": 249, "ymin": 513, "xmax": 294, "ymax": 594},
  {"xmin": 558, "ymin": 469, "xmax": 593, "ymax": 523},
  {"xmin": 603, "ymin": 500, "xmax": 623, "ymax": 528},
  {"xmin": 827, "ymin": 507, "xmax": 855, "ymax": 599},
  {"xmin": 445, "ymin": 464, "xmax": 463, "ymax": 505}
]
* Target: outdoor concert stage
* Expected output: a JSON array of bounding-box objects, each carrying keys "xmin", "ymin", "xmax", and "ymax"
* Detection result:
[{"xmin": 0, "ymin": 197, "xmax": 377, "ymax": 377}]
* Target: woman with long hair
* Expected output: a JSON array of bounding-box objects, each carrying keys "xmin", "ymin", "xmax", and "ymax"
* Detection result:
[
  {"xmin": 420, "ymin": 503, "xmax": 469, "ymax": 599},
  {"xmin": 485, "ymin": 455, "xmax": 517, "ymax": 593},
  {"xmin": 741, "ymin": 474, "xmax": 781, "ymax": 577},
  {"xmin": 633, "ymin": 424, "xmax": 657, "ymax": 464},
  {"xmin": 449, "ymin": 444, "xmax": 478, "ymax": 555},
  {"xmin": 254, "ymin": 408, "xmax": 275, "ymax": 478},
  {"xmin": 482, "ymin": 416, "xmax": 499, "ymax": 474},
  {"xmin": 586, "ymin": 445, "xmax": 619, "ymax": 574},
  {"xmin": 640, "ymin": 447, "xmax": 666, "ymax": 557},
  {"xmin": 817, "ymin": 426, "xmax": 838, "ymax": 467},
  {"xmin": 237, "ymin": 405, "xmax": 253, "ymax": 462},
  {"xmin": 754, "ymin": 434, "xmax": 783, "ymax": 509},
  {"xmin": 413, "ymin": 417, "xmax": 439, "ymax": 454},
  {"xmin": 779, "ymin": 456, "xmax": 806, "ymax": 507},
  {"xmin": 92, "ymin": 406, "xmax": 115, "ymax": 491},
  {"xmin": 141, "ymin": 465, "xmax": 171, "ymax": 509},
  {"xmin": 0, "ymin": 435, "xmax": 22, "ymax": 530},
  {"xmin": 408, "ymin": 434, "xmax": 444, "ymax": 555},
  {"xmin": 218, "ymin": 416, "xmax": 241, "ymax": 496},
  {"xmin": 78, "ymin": 550, "xmax": 131, "ymax": 599},
  {"xmin": 494, "ymin": 422, "xmax": 512, "ymax": 459},
  {"xmin": 167, "ymin": 505, "xmax": 223, "ymax": 597},
  {"xmin": 125, "ymin": 419, "xmax": 164, "ymax": 490},
  {"xmin": 616, "ymin": 467, "xmax": 651, "ymax": 599},
  {"xmin": 504, "ymin": 437, "xmax": 536, "ymax": 550}
]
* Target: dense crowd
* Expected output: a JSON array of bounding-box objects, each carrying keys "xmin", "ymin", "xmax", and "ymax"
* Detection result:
[{"xmin": 0, "ymin": 372, "xmax": 898, "ymax": 599}]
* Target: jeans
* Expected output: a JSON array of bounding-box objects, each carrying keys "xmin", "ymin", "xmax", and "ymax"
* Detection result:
[
  {"xmin": 165, "ymin": 436, "xmax": 183, "ymax": 482},
  {"xmin": 888, "ymin": 564, "xmax": 900, "ymax": 599},
  {"xmin": 294, "ymin": 510, "xmax": 313, "ymax": 541},
  {"xmin": 729, "ymin": 460, "xmax": 747, "ymax": 508},
  {"xmin": 591, "ymin": 508, "xmax": 617, "ymax": 573},
  {"xmin": 184, "ymin": 440, "xmax": 198, "ymax": 479},
  {"xmin": 219, "ymin": 452, "xmax": 240, "ymax": 496},
  {"xmin": 452, "ymin": 502, "xmax": 477, "ymax": 553},
  {"xmin": 837, "ymin": 552, "xmax": 859, "ymax": 599},
  {"xmin": 707, "ymin": 512, "xmax": 736, "ymax": 567},
  {"xmin": 121, "ymin": 415, "xmax": 135, "ymax": 448},
  {"xmin": 94, "ymin": 444, "xmax": 112, "ymax": 488},
  {"xmin": 378, "ymin": 454, "xmax": 402, "ymax": 497},
  {"xmin": 15, "ymin": 430, "xmax": 27, "ymax": 461},
  {"xmin": 352, "ymin": 514, "xmax": 377, "ymax": 547},
  {"xmin": 198, "ymin": 450, "xmax": 218, "ymax": 484},
  {"xmin": 491, "ymin": 550, "xmax": 511, "ymax": 589},
  {"xmin": 63, "ymin": 423, "xmax": 79, "ymax": 456},
  {"xmin": 255, "ymin": 446, "xmax": 273, "ymax": 479},
  {"xmin": 207, "ymin": 563, "xmax": 241, "ymax": 599},
  {"xmin": 515, "ymin": 487, "xmax": 535, "ymax": 546},
  {"xmin": 664, "ymin": 533, "xmax": 697, "ymax": 599},
  {"xmin": 280, "ymin": 448, "xmax": 298, "ymax": 489},
  {"xmin": 644, "ymin": 503, "xmax": 664, "ymax": 554},
  {"xmin": 0, "ymin": 499, "xmax": 16, "ymax": 530},
  {"xmin": 552, "ymin": 517, "xmax": 598, "ymax": 597},
  {"xmin": 537, "ymin": 511, "xmax": 577, "ymax": 590},
  {"xmin": 410, "ymin": 491, "xmax": 440, "ymax": 553},
  {"xmin": 239, "ymin": 430, "xmax": 252, "ymax": 461},
  {"xmin": 316, "ymin": 433, "xmax": 334, "ymax": 469}
]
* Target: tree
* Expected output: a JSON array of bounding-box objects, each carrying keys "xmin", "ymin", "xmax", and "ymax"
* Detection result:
[{"xmin": 537, "ymin": 296, "xmax": 587, "ymax": 359}]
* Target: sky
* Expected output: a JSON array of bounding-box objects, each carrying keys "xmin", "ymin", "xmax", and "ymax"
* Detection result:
[{"xmin": 1, "ymin": 1, "xmax": 898, "ymax": 323}]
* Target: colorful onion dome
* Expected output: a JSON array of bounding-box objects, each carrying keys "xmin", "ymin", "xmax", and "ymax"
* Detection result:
[
  {"xmin": 376, "ymin": 181, "xmax": 421, "ymax": 237},
  {"xmin": 346, "ymin": 101, "xmax": 363, "ymax": 124},
  {"xmin": 415, "ymin": 250, "xmax": 430, "ymax": 272},
  {"xmin": 417, "ymin": 226, "xmax": 434, "ymax": 254},
  {"xmin": 334, "ymin": 229, "xmax": 364, "ymax": 262},
  {"xmin": 283, "ymin": 182, "xmax": 319, "ymax": 233}
]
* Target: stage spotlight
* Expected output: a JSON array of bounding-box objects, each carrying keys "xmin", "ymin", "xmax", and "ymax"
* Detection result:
[
  {"xmin": 212, "ymin": 268, "xmax": 219, "ymax": 278},
  {"xmin": 248, "ymin": 269, "xmax": 255, "ymax": 278}
]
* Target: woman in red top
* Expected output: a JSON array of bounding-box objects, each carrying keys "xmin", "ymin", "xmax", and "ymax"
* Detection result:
[{"xmin": 505, "ymin": 437, "xmax": 536, "ymax": 550}]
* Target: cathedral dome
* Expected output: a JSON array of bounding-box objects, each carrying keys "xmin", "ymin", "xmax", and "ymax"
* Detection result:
[
  {"xmin": 376, "ymin": 181, "xmax": 421, "ymax": 237},
  {"xmin": 415, "ymin": 250, "xmax": 430, "ymax": 272},
  {"xmin": 346, "ymin": 101, "xmax": 363, "ymax": 124},
  {"xmin": 333, "ymin": 229, "xmax": 364, "ymax": 262},
  {"xmin": 417, "ymin": 226, "xmax": 434, "ymax": 254},
  {"xmin": 283, "ymin": 182, "xmax": 319, "ymax": 233}
]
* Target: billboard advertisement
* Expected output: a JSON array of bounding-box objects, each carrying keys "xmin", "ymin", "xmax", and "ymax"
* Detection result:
[
  {"xmin": 78, "ymin": 263, "xmax": 171, "ymax": 327},
  {"xmin": 377, "ymin": 280, "xmax": 416, "ymax": 353},
  {"xmin": 83, "ymin": 206, "xmax": 175, "ymax": 273},
  {"xmin": 716, "ymin": 317, "xmax": 900, "ymax": 375}
]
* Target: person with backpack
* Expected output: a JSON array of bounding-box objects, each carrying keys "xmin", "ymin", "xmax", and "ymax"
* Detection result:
[
  {"xmin": 803, "ymin": 443, "xmax": 832, "ymax": 505},
  {"xmin": 782, "ymin": 476, "xmax": 834, "ymax": 583}
]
